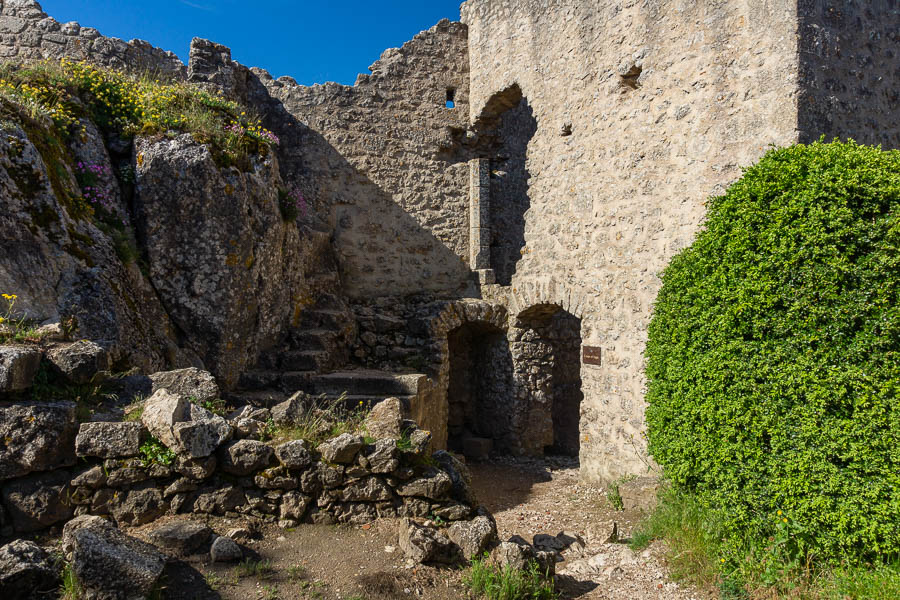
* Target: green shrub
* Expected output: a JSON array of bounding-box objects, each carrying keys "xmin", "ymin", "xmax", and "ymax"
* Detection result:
[
  {"xmin": 465, "ymin": 554, "xmax": 557, "ymax": 600},
  {"xmin": 139, "ymin": 436, "xmax": 176, "ymax": 466},
  {"xmin": 645, "ymin": 139, "xmax": 900, "ymax": 563}
]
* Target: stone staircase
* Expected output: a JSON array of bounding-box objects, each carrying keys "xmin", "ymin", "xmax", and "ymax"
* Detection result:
[{"xmin": 228, "ymin": 230, "xmax": 433, "ymax": 420}]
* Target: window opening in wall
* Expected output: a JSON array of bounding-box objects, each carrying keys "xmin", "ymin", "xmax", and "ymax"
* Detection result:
[{"xmin": 446, "ymin": 88, "xmax": 456, "ymax": 109}]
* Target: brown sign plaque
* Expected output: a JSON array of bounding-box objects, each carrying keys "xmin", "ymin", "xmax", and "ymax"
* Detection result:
[{"xmin": 582, "ymin": 346, "xmax": 602, "ymax": 366}]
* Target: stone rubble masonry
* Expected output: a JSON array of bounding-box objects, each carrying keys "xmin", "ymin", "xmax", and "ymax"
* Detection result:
[{"xmin": 1, "ymin": 0, "xmax": 897, "ymax": 484}]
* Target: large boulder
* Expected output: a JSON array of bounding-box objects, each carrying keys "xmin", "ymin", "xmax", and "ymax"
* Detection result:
[
  {"xmin": 433, "ymin": 450, "xmax": 477, "ymax": 506},
  {"xmin": 134, "ymin": 134, "xmax": 311, "ymax": 388},
  {"xmin": 148, "ymin": 367, "xmax": 219, "ymax": 405},
  {"xmin": 75, "ymin": 421, "xmax": 146, "ymax": 458},
  {"xmin": 63, "ymin": 515, "xmax": 166, "ymax": 599},
  {"xmin": 1, "ymin": 469, "xmax": 73, "ymax": 532},
  {"xmin": 145, "ymin": 519, "xmax": 211, "ymax": 556},
  {"xmin": 0, "ymin": 346, "xmax": 42, "ymax": 392},
  {"xmin": 0, "ymin": 401, "xmax": 77, "ymax": 480},
  {"xmin": 46, "ymin": 340, "xmax": 109, "ymax": 384},
  {"xmin": 448, "ymin": 511, "xmax": 498, "ymax": 560},
  {"xmin": 398, "ymin": 518, "xmax": 456, "ymax": 564},
  {"xmin": 218, "ymin": 439, "xmax": 273, "ymax": 475},
  {"xmin": 0, "ymin": 539, "xmax": 60, "ymax": 599}
]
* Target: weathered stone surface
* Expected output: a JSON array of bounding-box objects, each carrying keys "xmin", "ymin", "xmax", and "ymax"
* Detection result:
[
  {"xmin": 0, "ymin": 346, "xmax": 41, "ymax": 392},
  {"xmin": 0, "ymin": 401, "xmax": 77, "ymax": 480},
  {"xmin": 491, "ymin": 537, "xmax": 556, "ymax": 578},
  {"xmin": 618, "ymin": 477, "xmax": 661, "ymax": 512},
  {"xmin": 210, "ymin": 535, "xmax": 243, "ymax": 562},
  {"xmin": 364, "ymin": 397, "xmax": 404, "ymax": 439},
  {"xmin": 332, "ymin": 502, "xmax": 378, "ymax": 525},
  {"xmin": 174, "ymin": 455, "xmax": 217, "ymax": 480},
  {"xmin": 270, "ymin": 391, "xmax": 313, "ymax": 425},
  {"xmin": 148, "ymin": 367, "xmax": 219, "ymax": 404},
  {"xmin": 254, "ymin": 467, "xmax": 298, "ymax": 490},
  {"xmin": 141, "ymin": 389, "xmax": 190, "ymax": 448},
  {"xmin": 398, "ymin": 518, "xmax": 456, "ymax": 564},
  {"xmin": 448, "ymin": 512, "xmax": 498, "ymax": 560},
  {"xmin": 342, "ymin": 476, "xmax": 394, "ymax": 502},
  {"xmin": 75, "ymin": 421, "xmax": 146, "ymax": 458},
  {"xmin": 318, "ymin": 433, "xmax": 365, "ymax": 464},
  {"xmin": 193, "ymin": 485, "xmax": 245, "ymax": 514},
  {"xmin": 0, "ymin": 539, "xmax": 59, "ymax": 598},
  {"xmin": 145, "ymin": 519, "xmax": 211, "ymax": 556},
  {"xmin": 360, "ymin": 438, "xmax": 400, "ymax": 474},
  {"xmin": 170, "ymin": 404, "xmax": 232, "ymax": 458},
  {"xmin": 71, "ymin": 465, "xmax": 106, "ymax": 489},
  {"xmin": 47, "ymin": 340, "xmax": 108, "ymax": 384},
  {"xmin": 432, "ymin": 502, "xmax": 472, "ymax": 521},
  {"xmin": 396, "ymin": 467, "xmax": 452, "ymax": 499},
  {"xmin": 110, "ymin": 485, "xmax": 168, "ymax": 526},
  {"xmin": 279, "ymin": 491, "xmax": 311, "ymax": 521},
  {"xmin": 64, "ymin": 515, "xmax": 166, "ymax": 600},
  {"xmin": 1, "ymin": 469, "xmax": 72, "ymax": 532},
  {"xmin": 134, "ymin": 134, "xmax": 311, "ymax": 389},
  {"xmin": 433, "ymin": 450, "xmax": 477, "ymax": 506},
  {"xmin": 218, "ymin": 439, "xmax": 272, "ymax": 475},
  {"xmin": 275, "ymin": 439, "xmax": 313, "ymax": 469}
]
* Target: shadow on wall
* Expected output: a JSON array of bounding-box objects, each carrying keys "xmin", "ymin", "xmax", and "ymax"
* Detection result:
[
  {"xmin": 475, "ymin": 84, "xmax": 537, "ymax": 286},
  {"xmin": 237, "ymin": 77, "xmax": 474, "ymax": 301}
]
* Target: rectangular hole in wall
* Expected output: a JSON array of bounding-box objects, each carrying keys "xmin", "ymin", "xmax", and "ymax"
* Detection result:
[{"xmin": 446, "ymin": 88, "xmax": 456, "ymax": 109}]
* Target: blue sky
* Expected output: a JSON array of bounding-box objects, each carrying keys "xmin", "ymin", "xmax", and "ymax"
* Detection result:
[{"xmin": 39, "ymin": 1, "xmax": 464, "ymax": 86}]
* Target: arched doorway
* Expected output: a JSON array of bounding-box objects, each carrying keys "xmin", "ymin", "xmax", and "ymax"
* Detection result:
[
  {"xmin": 446, "ymin": 321, "xmax": 512, "ymax": 456},
  {"xmin": 511, "ymin": 304, "xmax": 584, "ymax": 458}
]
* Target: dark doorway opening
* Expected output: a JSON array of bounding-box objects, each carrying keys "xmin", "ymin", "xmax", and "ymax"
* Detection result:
[
  {"xmin": 446, "ymin": 321, "xmax": 512, "ymax": 457},
  {"xmin": 514, "ymin": 305, "xmax": 583, "ymax": 458}
]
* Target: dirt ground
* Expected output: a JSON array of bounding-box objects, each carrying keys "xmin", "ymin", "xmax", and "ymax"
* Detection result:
[{"xmin": 147, "ymin": 456, "xmax": 710, "ymax": 600}]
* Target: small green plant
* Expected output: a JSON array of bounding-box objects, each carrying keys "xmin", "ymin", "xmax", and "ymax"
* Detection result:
[
  {"xmin": 123, "ymin": 399, "xmax": 144, "ymax": 422},
  {"xmin": 261, "ymin": 584, "xmax": 280, "ymax": 600},
  {"xmin": 235, "ymin": 558, "xmax": 273, "ymax": 579},
  {"xmin": 262, "ymin": 393, "xmax": 367, "ymax": 445},
  {"xmin": 139, "ymin": 436, "xmax": 176, "ymax": 466},
  {"xmin": 605, "ymin": 482, "xmax": 623, "ymax": 511},
  {"xmin": 464, "ymin": 554, "xmax": 557, "ymax": 600},
  {"xmin": 59, "ymin": 563, "xmax": 83, "ymax": 599},
  {"xmin": 189, "ymin": 394, "xmax": 227, "ymax": 417},
  {"xmin": 0, "ymin": 292, "xmax": 42, "ymax": 343},
  {"xmin": 287, "ymin": 564, "xmax": 307, "ymax": 581},
  {"xmin": 202, "ymin": 571, "xmax": 223, "ymax": 590}
]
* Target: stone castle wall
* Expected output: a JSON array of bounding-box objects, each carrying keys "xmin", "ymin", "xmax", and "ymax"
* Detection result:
[
  {"xmin": 462, "ymin": 0, "xmax": 802, "ymax": 481},
  {"xmin": 256, "ymin": 21, "xmax": 474, "ymax": 299}
]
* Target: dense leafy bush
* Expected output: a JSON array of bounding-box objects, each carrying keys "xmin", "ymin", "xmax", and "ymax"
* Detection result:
[{"xmin": 645, "ymin": 140, "xmax": 900, "ymax": 562}]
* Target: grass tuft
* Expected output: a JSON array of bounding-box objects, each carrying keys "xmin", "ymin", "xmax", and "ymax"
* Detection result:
[{"xmin": 464, "ymin": 554, "xmax": 557, "ymax": 600}]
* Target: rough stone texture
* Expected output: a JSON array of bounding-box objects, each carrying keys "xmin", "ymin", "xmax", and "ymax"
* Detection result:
[
  {"xmin": 0, "ymin": 539, "xmax": 60, "ymax": 598},
  {"xmin": 317, "ymin": 433, "xmax": 365, "ymax": 464},
  {"xmin": 47, "ymin": 340, "xmax": 109, "ymax": 384},
  {"xmin": 64, "ymin": 515, "xmax": 166, "ymax": 600},
  {"xmin": 360, "ymin": 438, "xmax": 400, "ymax": 474},
  {"xmin": 145, "ymin": 519, "xmax": 211, "ymax": 556},
  {"xmin": 279, "ymin": 491, "xmax": 311, "ymax": 521},
  {"xmin": 1, "ymin": 469, "xmax": 73, "ymax": 532},
  {"xmin": 75, "ymin": 421, "xmax": 146, "ymax": 458},
  {"xmin": 0, "ymin": 401, "xmax": 77, "ymax": 480},
  {"xmin": 0, "ymin": 117, "xmax": 191, "ymax": 374},
  {"xmin": 148, "ymin": 367, "xmax": 220, "ymax": 405},
  {"xmin": 396, "ymin": 467, "xmax": 452, "ymax": 499},
  {"xmin": 259, "ymin": 19, "xmax": 473, "ymax": 299},
  {"xmin": 274, "ymin": 439, "xmax": 313, "ymax": 469},
  {"xmin": 270, "ymin": 391, "xmax": 312, "ymax": 425},
  {"xmin": 218, "ymin": 439, "xmax": 273, "ymax": 475},
  {"xmin": 364, "ymin": 397, "xmax": 404, "ymax": 439},
  {"xmin": 170, "ymin": 404, "xmax": 232, "ymax": 458},
  {"xmin": 448, "ymin": 512, "xmax": 498, "ymax": 560},
  {"xmin": 0, "ymin": 346, "xmax": 41, "ymax": 392},
  {"xmin": 133, "ymin": 134, "xmax": 316, "ymax": 388},
  {"xmin": 210, "ymin": 535, "xmax": 243, "ymax": 562},
  {"xmin": 140, "ymin": 389, "xmax": 190, "ymax": 448},
  {"xmin": 110, "ymin": 485, "xmax": 168, "ymax": 526},
  {"xmin": 433, "ymin": 450, "xmax": 477, "ymax": 506},
  {"xmin": 398, "ymin": 518, "xmax": 456, "ymax": 564}
]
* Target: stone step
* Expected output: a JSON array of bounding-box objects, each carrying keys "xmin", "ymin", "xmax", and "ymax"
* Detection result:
[
  {"xmin": 320, "ymin": 394, "xmax": 414, "ymax": 413},
  {"xmin": 288, "ymin": 328, "xmax": 335, "ymax": 351},
  {"xmin": 305, "ymin": 370, "xmax": 425, "ymax": 397},
  {"xmin": 280, "ymin": 350, "xmax": 330, "ymax": 372},
  {"xmin": 298, "ymin": 308, "xmax": 351, "ymax": 330},
  {"xmin": 224, "ymin": 389, "xmax": 288, "ymax": 408}
]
